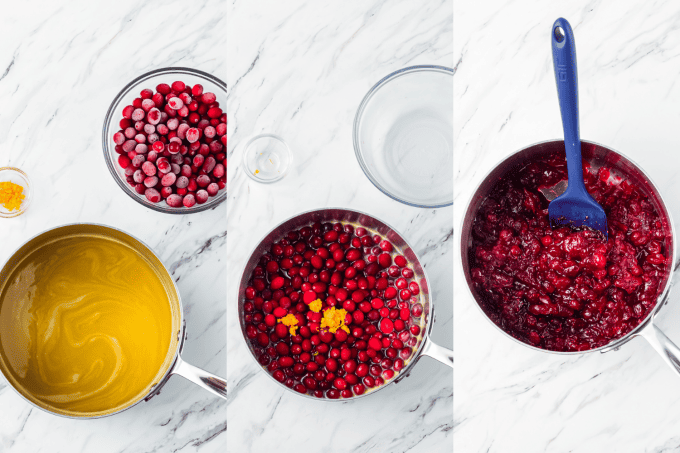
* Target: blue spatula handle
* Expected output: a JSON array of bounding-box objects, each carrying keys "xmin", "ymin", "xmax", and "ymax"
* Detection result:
[{"xmin": 551, "ymin": 18, "xmax": 587, "ymax": 196}]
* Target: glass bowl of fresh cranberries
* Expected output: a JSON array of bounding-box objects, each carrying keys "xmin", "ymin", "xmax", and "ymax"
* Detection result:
[
  {"xmin": 103, "ymin": 67, "xmax": 227, "ymax": 213},
  {"xmin": 239, "ymin": 208, "xmax": 453, "ymax": 400},
  {"xmin": 461, "ymin": 140, "xmax": 677, "ymax": 361}
]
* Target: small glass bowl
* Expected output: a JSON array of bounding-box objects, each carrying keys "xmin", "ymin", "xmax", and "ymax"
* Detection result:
[
  {"xmin": 102, "ymin": 67, "xmax": 227, "ymax": 214},
  {"xmin": 353, "ymin": 65, "xmax": 453, "ymax": 208},
  {"xmin": 242, "ymin": 134, "xmax": 292, "ymax": 183},
  {"xmin": 0, "ymin": 167, "xmax": 32, "ymax": 218}
]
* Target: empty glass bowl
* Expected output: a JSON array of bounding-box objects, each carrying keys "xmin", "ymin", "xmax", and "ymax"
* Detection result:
[
  {"xmin": 0, "ymin": 167, "xmax": 32, "ymax": 218},
  {"xmin": 242, "ymin": 134, "xmax": 292, "ymax": 183},
  {"xmin": 353, "ymin": 65, "xmax": 453, "ymax": 208},
  {"xmin": 102, "ymin": 67, "xmax": 227, "ymax": 214}
]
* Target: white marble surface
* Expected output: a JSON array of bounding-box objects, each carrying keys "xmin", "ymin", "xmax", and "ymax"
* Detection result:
[
  {"xmin": 455, "ymin": 1, "xmax": 680, "ymax": 452},
  {"xmin": 0, "ymin": 1, "xmax": 226, "ymax": 451},
  {"xmin": 226, "ymin": 0, "xmax": 453, "ymax": 452}
]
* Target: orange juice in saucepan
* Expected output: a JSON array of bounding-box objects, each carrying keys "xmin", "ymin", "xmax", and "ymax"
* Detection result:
[{"xmin": 0, "ymin": 235, "xmax": 173, "ymax": 416}]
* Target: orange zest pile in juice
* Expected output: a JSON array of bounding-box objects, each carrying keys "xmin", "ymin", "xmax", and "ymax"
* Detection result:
[
  {"xmin": 0, "ymin": 236, "xmax": 173, "ymax": 416},
  {"xmin": 320, "ymin": 307, "xmax": 350, "ymax": 334},
  {"xmin": 277, "ymin": 313, "xmax": 298, "ymax": 335},
  {"xmin": 0, "ymin": 181, "xmax": 25, "ymax": 211},
  {"xmin": 308, "ymin": 298, "xmax": 323, "ymax": 313}
]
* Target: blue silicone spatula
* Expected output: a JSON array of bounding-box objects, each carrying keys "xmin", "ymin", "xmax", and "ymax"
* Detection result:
[{"xmin": 548, "ymin": 17, "xmax": 608, "ymax": 238}]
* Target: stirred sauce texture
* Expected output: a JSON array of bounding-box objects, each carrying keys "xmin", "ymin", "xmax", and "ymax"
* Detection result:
[
  {"xmin": 0, "ymin": 236, "xmax": 173, "ymax": 415},
  {"xmin": 469, "ymin": 152, "xmax": 670, "ymax": 351}
]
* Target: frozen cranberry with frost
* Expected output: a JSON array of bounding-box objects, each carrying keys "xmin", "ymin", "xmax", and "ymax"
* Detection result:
[
  {"xmin": 174, "ymin": 176, "xmax": 188, "ymax": 189},
  {"xmin": 143, "ymin": 176, "xmax": 158, "ymax": 188},
  {"xmin": 186, "ymin": 127, "xmax": 200, "ymax": 143},
  {"xmin": 203, "ymin": 126, "xmax": 216, "ymax": 138},
  {"xmin": 176, "ymin": 123, "xmax": 190, "ymax": 140},
  {"xmin": 113, "ymin": 132, "xmax": 125, "ymax": 145},
  {"xmin": 196, "ymin": 175, "xmax": 210, "ymax": 188},
  {"xmin": 141, "ymin": 161, "xmax": 157, "ymax": 177},
  {"xmin": 193, "ymin": 154, "xmax": 205, "ymax": 168},
  {"xmin": 141, "ymin": 98, "xmax": 155, "ymax": 112},
  {"xmin": 183, "ymin": 194, "xmax": 196, "ymax": 208},
  {"xmin": 131, "ymin": 155, "xmax": 145, "ymax": 168},
  {"xmin": 146, "ymin": 108, "xmax": 161, "ymax": 125},
  {"xmin": 201, "ymin": 92, "xmax": 216, "ymax": 104},
  {"xmin": 131, "ymin": 108, "xmax": 145, "ymax": 121},
  {"xmin": 161, "ymin": 173, "xmax": 176, "ymax": 187},
  {"xmin": 168, "ymin": 97, "xmax": 183, "ymax": 110},
  {"xmin": 122, "ymin": 140, "xmax": 136, "ymax": 153},
  {"xmin": 202, "ymin": 156, "xmax": 216, "ymax": 174},
  {"xmin": 145, "ymin": 188, "xmax": 161, "ymax": 203},
  {"xmin": 213, "ymin": 164, "xmax": 225, "ymax": 179},
  {"xmin": 195, "ymin": 189, "xmax": 209, "ymax": 204},
  {"xmin": 157, "ymin": 157, "xmax": 171, "ymax": 174},
  {"xmin": 207, "ymin": 183, "xmax": 219, "ymax": 196},
  {"xmin": 164, "ymin": 194, "xmax": 183, "ymax": 208},
  {"xmin": 160, "ymin": 186, "xmax": 173, "ymax": 198},
  {"xmin": 133, "ymin": 169, "xmax": 145, "ymax": 184}
]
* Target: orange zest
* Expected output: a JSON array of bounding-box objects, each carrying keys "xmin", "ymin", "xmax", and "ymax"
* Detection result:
[
  {"xmin": 308, "ymin": 298, "xmax": 323, "ymax": 313},
  {"xmin": 0, "ymin": 181, "xmax": 24, "ymax": 211},
  {"xmin": 277, "ymin": 313, "xmax": 299, "ymax": 336},
  {"xmin": 320, "ymin": 307, "xmax": 350, "ymax": 334}
]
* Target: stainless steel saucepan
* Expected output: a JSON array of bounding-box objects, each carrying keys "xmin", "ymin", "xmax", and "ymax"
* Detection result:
[
  {"xmin": 0, "ymin": 223, "xmax": 226, "ymax": 419},
  {"xmin": 238, "ymin": 208, "xmax": 453, "ymax": 400},
  {"xmin": 460, "ymin": 140, "xmax": 680, "ymax": 373}
]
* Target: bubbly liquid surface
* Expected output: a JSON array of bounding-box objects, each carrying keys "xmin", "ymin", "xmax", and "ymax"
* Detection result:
[{"xmin": 0, "ymin": 236, "xmax": 173, "ymax": 415}]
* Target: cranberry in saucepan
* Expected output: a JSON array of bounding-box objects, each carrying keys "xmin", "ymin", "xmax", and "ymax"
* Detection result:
[
  {"xmin": 243, "ymin": 222, "xmax": 426, "ymax": 399},
  {"xmin": 469, "ymin": 151, "xmax": 670, "ymax": 352}
]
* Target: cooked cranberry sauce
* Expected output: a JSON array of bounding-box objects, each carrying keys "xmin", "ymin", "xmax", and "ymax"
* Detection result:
[
  {"xmin": 469, "ymin": 151, "xmax": 670, "ymax": 351},
  {"xmin": 243, "ymin": 221, "xmax": 426, "ymax": 398}
]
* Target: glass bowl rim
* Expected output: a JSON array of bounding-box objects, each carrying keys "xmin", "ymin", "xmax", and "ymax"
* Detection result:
[
  {"xmin": 352, "ymin": 64, "xmax": 454, "ymax": 209},
  {"xmin": 241, "ymin": 133, "xmax": 293, "ymax": 184},
  {"xmin": 102, "ymin": 67, "xmax": 227, "ymax": 214}
]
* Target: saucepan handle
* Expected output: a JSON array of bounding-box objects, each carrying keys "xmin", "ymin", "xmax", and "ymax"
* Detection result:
[
  {"xmin": 171, "ymin": 356, "xmax": 227, "ymax": 399},
  {"xmin": 420, "ymin": 335, "xmax": 453, "ymax": 368},
  {"xmin": 639, "ymin": 322, "xmax": 680, "ymax": 375}
]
